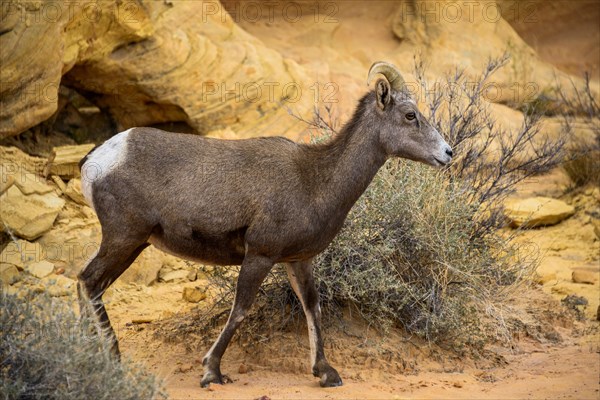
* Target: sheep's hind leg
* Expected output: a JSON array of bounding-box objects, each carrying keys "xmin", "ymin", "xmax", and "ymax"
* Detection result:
[
  {"xmin": 78, "ymin": 235, "xmax": 149, "ymax": 358},
  {"xmin": 201, "ymin": 253, "xmax": 273, "ymax": 387},
  {"xmin": 286, "ymin": 260, "xmax": 342, "ymax": 387}
]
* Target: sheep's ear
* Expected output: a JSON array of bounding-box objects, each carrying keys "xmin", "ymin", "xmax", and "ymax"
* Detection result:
[{"xmin": 375, "ymin": 78, "xmax": 391, "ymax": 110}]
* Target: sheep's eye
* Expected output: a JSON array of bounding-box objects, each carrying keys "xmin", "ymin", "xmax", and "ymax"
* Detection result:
[{"xmin": 405, "ymin": 112, "xmax": 416, "ymax": 121}]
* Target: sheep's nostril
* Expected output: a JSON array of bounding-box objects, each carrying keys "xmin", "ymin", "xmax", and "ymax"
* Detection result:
[{"xmin": 445, "ymin": 148, "xmax": 453, "ymax": 158}]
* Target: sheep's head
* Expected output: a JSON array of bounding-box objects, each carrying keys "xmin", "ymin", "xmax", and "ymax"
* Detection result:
[{"xmin": 367, "ymin": 61, "xmax": 453, "ymax": 167}]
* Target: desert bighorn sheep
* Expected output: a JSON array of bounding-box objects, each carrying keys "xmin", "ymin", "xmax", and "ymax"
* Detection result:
[{"xmin": 78, "ymin": 61, "xmax": 453, "ymax": 388}]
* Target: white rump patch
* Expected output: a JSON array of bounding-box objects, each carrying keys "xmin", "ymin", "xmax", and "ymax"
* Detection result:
[{"xmin": 80, "ymin": 129, "xmax": 132, "ymax": 210}]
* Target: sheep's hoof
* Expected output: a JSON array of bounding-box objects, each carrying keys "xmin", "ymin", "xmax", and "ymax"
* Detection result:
[
  {"xmin": 320, "ymin": 370, "xmax": 343, "ymax": 387},
  {"xmin": 314, "ymin": 363, "xmax": 343, "ymax": 387},
  {"xmin": 200, "ymin": 371, "xmax": 223, "ymax": 388}
]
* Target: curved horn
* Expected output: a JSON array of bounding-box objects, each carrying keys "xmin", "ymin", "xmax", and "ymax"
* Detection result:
[{"xmin": 367, "ymin": 61, "xmax": 406, "ymax": 91}]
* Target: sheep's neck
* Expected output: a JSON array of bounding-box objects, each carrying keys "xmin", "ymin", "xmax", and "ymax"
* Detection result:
[{"xmin": 312, "ymin": 125, "xmax": 387, "ymax": 221}]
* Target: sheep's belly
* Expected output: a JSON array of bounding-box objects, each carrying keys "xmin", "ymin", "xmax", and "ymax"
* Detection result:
[{"xmin": 148, "ymin": 227, "xmax": 246, "ymax": 266}]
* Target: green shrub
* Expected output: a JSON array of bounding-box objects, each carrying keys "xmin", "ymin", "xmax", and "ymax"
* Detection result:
[{"xmin": 0, "ymin": 291, "xmax": 165, "ymax": 400}]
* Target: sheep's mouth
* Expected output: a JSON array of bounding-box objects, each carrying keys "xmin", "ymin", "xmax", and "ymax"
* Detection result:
[{"xmin": 432, "ymin": 157, "xmax": 449, "ymax": 167}]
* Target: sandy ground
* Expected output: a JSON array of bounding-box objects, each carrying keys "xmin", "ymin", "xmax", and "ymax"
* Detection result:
[
  {"xmin": 124, "ymin": 334, "xmax": 600, "ymax": 400},
  {"xmin": 108, "ymin": 284, "xmax": 600, "ymax": 400}
]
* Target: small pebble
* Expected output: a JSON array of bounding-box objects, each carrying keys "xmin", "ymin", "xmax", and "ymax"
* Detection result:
[{"xmin": 177, "ymin": 364, "xmax": 193, "ymax": 373}]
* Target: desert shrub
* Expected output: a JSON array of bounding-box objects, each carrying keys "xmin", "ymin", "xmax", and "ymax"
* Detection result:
[
  {"xmin": 314, "ymin": 160, "xmax": 525, "ymax": 346},
  {"xmin": 415, "ymin": 53, "xmax": 569, "ymax": 238},
  {"xmin": 563, "ymin": 138, "xmax": 600, "ymax": 187},
  {"xmin": 173, "ymin": 54, "xmax": 566, "ymax": 354},
  {"xmin": 557, "ymin": 73, "xmax": 600, "ymax": 187},
  {"xmin": 0, "ymin": 291, "xmax": 165, "ymax": 400}
]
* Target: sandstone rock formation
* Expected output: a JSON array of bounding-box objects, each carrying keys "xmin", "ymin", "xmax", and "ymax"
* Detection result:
[
  {"xmin": 182, "ymin": 286, "xmax": 208, "ymax": 303},
  {"xmin": 0, "ymin": 185, "xmax": 65, "ymax": 240},
  {"xmin": 26, "ymin": 260, "xmax": 55, "ymax": 279},
  {"xmin": 2, "ymin": 1, "xmax": 313, "ymax": 139},
  {"xmin": 0, "ymin": 146, "xmax": 47, "ymax": 178},
  {"xmin": 50, "ymin": 144, "xmax": 96, "ymax": 179},
  {"xmin": 389, "ymin": 0, "xmax": 562, "ymax": 94},
  {"xmin": 572, "ymin": 269, "xmax": 598, "ymax": 285},
  {"xmin": 119, "ymin": 246, "xmax": 168, "ymax": 286},
  {"xmin": 0, "ymin": 0, "xmax": 154, "ymax": 138},
  {"xmin": 232, "ymin": 0, "xmax": 595, "ymax": 120},
  {"xmin": 159, "ymin": 269, "xmax": 191, "ymax": 284},
  {"xmin": 499, "ymin": 0, "xmax": 600, "ymax": 81},
  {"xmin": 1, "ymin": 1, "xmax": 66, "ymax": 137},
  {"xmin": 504, "ymin": 197, "xmax": 575, "ymax": 228},
  {"xmin": 0, "ymin": 152, "xmax": 65, "ymax": 242},
  {"xmin": 65, "ymin": 1, "xmax": 313, "ymax": 138},
  {"xmin": 36, "ymin": 210, "xmax": 100, "ymax": 277},
  {"xmin": 3, "ymin": 0, "xmax": 595, "ymax": 141},
  {"xmin": 64, "ymin": 178, "xmax": 87, "ymax": 206},
  {"xmin": 0, "ymin": 264, "xmax": 21, "ymax": 285},
  {"xmin": 0, "ymin": 239, "xmax": 45, "ymax": 270}
]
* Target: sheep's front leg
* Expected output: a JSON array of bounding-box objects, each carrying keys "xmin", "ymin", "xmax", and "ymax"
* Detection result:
[
  {"xmin": 201, "ymin": 253, "xmax": 273, "ymax": 387},
  {"xmin": 286, "ymin": 260, "xmax": 342, "ymax": 387}
]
